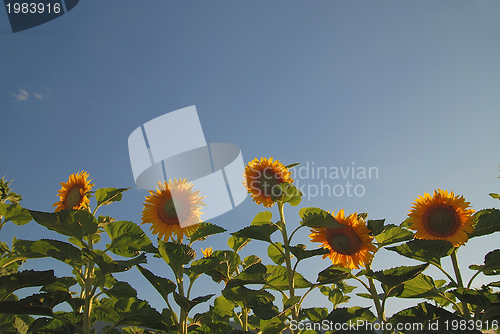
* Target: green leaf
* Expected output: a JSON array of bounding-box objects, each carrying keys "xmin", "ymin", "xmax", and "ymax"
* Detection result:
[
  {"xmin": 29, "ymin": 210, "xmax": 84, "ymax": 240},
  {"xmin": 369, "ymin": 264, "xmax": 429, "ymax": 295},
  {"xmin": 470, "ymin": 209, "xmax": 500, "ymax": 238},
  {"xmin": 0, "ymin": 270, "xmax": 56, "ymax": 301},
  {"xmin": 248, "ymin": 293, "xmax": 279, "ymax": 320},
  {"xmin": 285, "ymin": 163, "xmax": 300, "ymax": 169},
  {"xmin": 0, "ymin": 203, "xmax": 31, "ymax": 226},
  {"xmin": 231, "ymin": 224, "xmax": 278, "ymax": 243},
  {"xmin": 489, "ymin": 193, "xmax": 500, "ymax": 200},
  {"xmin": 453, "ymin": 287, "xmax": 491, "ymax": 311},
  {"xmin": 251, "ymin": 211, "xmax": 273, "ymax": 226},
  {"xmin": 367, "ymin": 219, "xmax": 385, "ymax": 236},
  {"xmin": 104, "ymin": 220, "xmax": 155, "ymax": 257},
  {"xmin": 483, "ymin": 249, "xmax": 500, "ymax": 275},
  {"xmin": 14, "ymin": 239, "xmax": 85, "ymax": 267},
  {"xmin": 158, "ymin": 241, "xmax": 195, "ymax": 276},
  {"xmin": 95, "ymin": 187, "xmax": 130, "ymax": 209},
  {"xmin": 267, "ymin": 242, "xmax": 285, "ymax": 265},
  {"xmin": 41, "ymin": 277, "xmax": 77, "ymax": 293},
  {"xmin": 264, "ymin": 265, "xmax": 311, "ymax": 290},
  {"xmin": 189, "ymin": 222, "xmax": 226, "ymax": 244},
  {"xmin": 374, "ymin": 224, "xmax": 414, "ymax": 247},
  {"xmin": 226, "ymin": 262, "xmax": 267, "ymax": 287},
  {"xmin": 386, "ymin": 239, "xmax": 454, "ymax": 267},
  {"xmin": 212, "ymin": 295, "xmax": 236, "ymax": 318},
  {"xmin": 136, "ymin": 265, "xmax": 176, "ymax": 304},
  {"xmin": 287, "ymin": 244, "xmax": 330, "ymax": 262},
  {"xmin": 92, "ymin": 252, "xmax": 147, "ymax": 275},
  {"xmin": 317, "ymin": 265, "xmax": 351, "ymax": 284},
  {"xmin": 203, "ymin": 250, "xmax": 241, "ymax": 284},
  {"xmin": 279, "ymin": 182, "xmax": 302, "ymax": 206},
  {"xmin": 300, "ymin": 307, "xmax": 328, "ymax": 322},
  {"xmin": 104, "ymin": 281, "xmax": 138, "ymax": 299},
  {"xmin": 173, "ymin": 292, "xmax": 214, "ymax": 313},
  {"xmin": 325, "ymin": 306, "xmax": 376, "ymax": 328},
  {"xmin": 299, "ymin": 207, "xmax": 344, "ymax": 229},
  {"xmin": 242, "ymin": 255, "xmax": 262, "ymax": 270},
  {"xmin": 227, "ymin": 235, "xmax": 251, "ymax": 253},
  {"xmin": 185, "ymin": 257, "xmax": 214, "ymax": 281},
  {"xmin": 392, "ymin": 274, "xmax": 443, "ymax": 300}
]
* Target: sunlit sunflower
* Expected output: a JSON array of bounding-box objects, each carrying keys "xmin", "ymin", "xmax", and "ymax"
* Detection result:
[
  {"xmin": 309, "ymin": 209, "xmax": 377, "ymax": 269},
  {"xmin": 243, "ymin": 157, "xmax": 294, "ymax": 207},
  {"xmin": 407, "ymin": 189, "xmax": 475, "ymax": 246},
  {"xmin": 141, "ymin": 179, "xmax": 205, "ymax": 242},
  {"xmin": 201, "ymin": 247, "xmax": 213, "ymax": 258},
  {"xmin": 53, "ymin": 171, "xmax": 94, "ymax": 212}
]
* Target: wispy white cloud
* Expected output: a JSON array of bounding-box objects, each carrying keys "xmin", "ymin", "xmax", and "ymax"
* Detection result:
[
  {"xmin": 34, "ymin": 91, "xmax": 43, "ymax": 99},
  {"xmin": 10, "ymin": 89, "xmax": 29, "ymax": 101}
]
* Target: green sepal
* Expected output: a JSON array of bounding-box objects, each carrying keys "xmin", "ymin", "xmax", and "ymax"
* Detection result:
[
  {"xmin": 189, "ymin": 222, "xmax": 226, "ymax": 244},
  {"xmin": 386, "ymin": 239, "xmax": 454, "ymax": 267}
]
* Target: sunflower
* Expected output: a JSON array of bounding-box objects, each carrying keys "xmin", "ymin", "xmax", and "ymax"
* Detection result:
[
  {"xmin": 53, "ymin": 171, "xmax": 94, "ymax": 212},
  {"xmin": 141, "ymin": 179, "xmax": 205, "ymax": 242},
  {"xmin": 243, "ymin": 157, "xmax": 294, "ymax": 207},
  {"xmin": 309, "ymin": 210, "xmax": 377, "ymax": 269},
  {"xmin": 407, "ymin": 189, "xmax": 475, "ymax": 246},
  {"xmin": 201, "ymin": 247, "xmax": 213, "ymax": 258}
]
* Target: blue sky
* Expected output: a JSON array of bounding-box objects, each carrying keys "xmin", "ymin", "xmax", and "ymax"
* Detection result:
[{"xmin": 1, "ymin": 0, "xmax": 500, "ymax": 319}]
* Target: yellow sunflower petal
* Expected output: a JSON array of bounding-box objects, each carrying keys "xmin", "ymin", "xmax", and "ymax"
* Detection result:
[
  {"xmin": 53, "ymin": 171, "xmax": 93, "ymax": 212},
  {"xmin": 243, "ymin": 157, "xmax": 294, "ymax": 208},
  {"xmin": 309, "ymin": 210, "xmax": 376, "ymax": 269},
  {"xmin": 141, "ymin": 178, "xmax": 205, "ymax": 242},
  {"xmin": 407, "ymin": 189, "xmax": 475, "ymax": 246}
]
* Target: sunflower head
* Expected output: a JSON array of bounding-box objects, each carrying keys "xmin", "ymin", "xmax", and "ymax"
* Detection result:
[
  {"xmin": 407, "ymin": 189, "xmax": 475, "ymax": 247},
  {"xmin": 53, "ymin": 171, "xmax": 94, "ymax": 212},
  {"xmin": 309, "ymin": 209, "xmax": 377, "ymax": 269},
  {"xmin": 201, "ymin": 247, "xmax": 213, "ymax": 258},
  {"xmin": 141, "ymin": 178, "xmax": 205, "ymax": 242},
  {"xmin": 243, "ymin": 157, "xmax": 294, "ymax": 208}
]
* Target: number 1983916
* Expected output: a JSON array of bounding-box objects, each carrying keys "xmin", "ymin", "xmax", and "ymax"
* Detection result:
[{"xmin": 5, "ymin": 3, "xmax": 61, "ymax": 14}]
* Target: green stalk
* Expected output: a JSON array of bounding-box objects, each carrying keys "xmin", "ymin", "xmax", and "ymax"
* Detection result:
[
  {"xmin": 176, "ymin": 266, "xmax": 188, "ymax": 334},
  {"xmin": 451, "ymin": 247, "xmax": 470, "ymax": 321},
  {"xmin": 277, "ymin": 201, "xmax": 298, "ymax": 333},
  {"xmin": 83, "ymin": 234, "xmax": 95, "ymax": 334},
  {"xmin": 366, "ymin": 264, "xmax": 389, "ymax": 334}
]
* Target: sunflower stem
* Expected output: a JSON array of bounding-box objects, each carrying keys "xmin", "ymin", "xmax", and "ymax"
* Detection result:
[
  {"xmin": 366, "ymin": 264, "xmax": 389, "ymax": 334},
  {"xmin": 277, "ymin": 201, "xmax": 299, "ymax": 334},
  {"xmin": 451, "ymin": 247, "xmax": 470, "ymax": 321},
  {"xmin": 177, "ymin": 265, "xmax": 188, "ymax": 334},
  {"xmin": 82, "ymin": 234, "xmax": 95, "ymax": 334}
]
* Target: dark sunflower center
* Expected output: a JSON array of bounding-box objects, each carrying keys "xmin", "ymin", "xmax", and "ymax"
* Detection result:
[
  {"xmin": 424, "ymin": 206, "xmax": 460, "ymax": 237},
  {"xmin": 258, "ymin": 167, "xmax": 283, "ymax": 196},
  {"xmin": 66, "ymin": 186, "xmax": 83, "ymax": 209},
  {"xmin": 328, "ymin": 227, "xmax": 362, "ymax": 255}
]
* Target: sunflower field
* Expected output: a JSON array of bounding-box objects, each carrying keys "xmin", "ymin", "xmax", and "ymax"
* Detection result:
[{"xmin": 1, "ymin": 158, "xmax": 499, "ymax": 334}]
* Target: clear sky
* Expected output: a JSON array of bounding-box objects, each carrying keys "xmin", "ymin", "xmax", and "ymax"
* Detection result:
[{"xmin": 1, "ymin": 0, "xmax": 500, "ymax": 320}]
